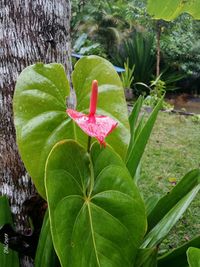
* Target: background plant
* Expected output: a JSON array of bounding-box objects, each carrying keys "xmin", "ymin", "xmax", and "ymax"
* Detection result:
[
  {"xmin": 121, "ymin": 59, "xmax": 135, "ymax": 89},
  {"xmin": 71, "ymin": 0, "xmax": 200, "ymax": 95},
  {"xmin": 113, "ymin": 31, "xmax": 155, "ymax": 93}
]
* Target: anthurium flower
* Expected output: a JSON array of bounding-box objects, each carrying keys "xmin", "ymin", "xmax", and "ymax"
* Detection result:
[{"xmin": 67, "ymin": 80, "xmax": 118, "ymax": 146}]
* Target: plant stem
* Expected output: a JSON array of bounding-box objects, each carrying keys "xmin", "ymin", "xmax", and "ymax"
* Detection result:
[
  {"xmin": 88, "ymin": 154, "xmax": 95, "ymax": 197},
  {"xmin": 87, "ymin": 136, "xmax": 94, "ymax": 197},
  {"xmin": 87, "ymin": 136, "xmax": 94, "ymax": 196},
  {"xmin": 87, "ymin": 136, "xmax": 91, "ymax": 153},
  {"xmin": 156, "ymin": 20, "xmax": 161, "ymax": 77}
]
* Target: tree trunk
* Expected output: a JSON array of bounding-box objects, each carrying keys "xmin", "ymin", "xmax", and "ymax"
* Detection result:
[{"xmin": 0, "ymin": 0, "xmax": 72, "ymax": 265}]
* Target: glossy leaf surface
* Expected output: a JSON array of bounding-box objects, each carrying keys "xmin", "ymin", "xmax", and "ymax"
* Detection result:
[
  {"xmin": 13, "ymin": 56, "xmax": 129, "ymax": 198},
  {"xmin": 187, "ymin": 247, "xmax": 200, "ymax": 267},
  {"xmin": 13, "ymin": 63, "xmax": 70, "ymax": 198},
  {"xmin": 147, "ymin": 0, "xmax": 200, "ymax": 20},
  {"xmin": 45, "ymin": 140, "xmax": 146, "ymax": 267}
]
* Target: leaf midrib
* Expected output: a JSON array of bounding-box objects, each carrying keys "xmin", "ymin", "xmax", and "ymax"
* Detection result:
[{"xmin": 87, "ymin": 202, "xmax": 101, "ymax": 267}]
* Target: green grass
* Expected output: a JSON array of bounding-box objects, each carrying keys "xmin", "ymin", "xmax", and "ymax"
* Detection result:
[{"xmin": 138, "ymin": 111, "xmax": 200, "ymax": 251}]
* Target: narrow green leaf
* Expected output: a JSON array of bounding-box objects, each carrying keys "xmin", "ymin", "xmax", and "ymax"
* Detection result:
[
  {"xmin": 131, "ymin": 114, "xmax": 146, "ymax": 184},
  {"xmin": 45, "ymin": 140, "xmax": 146, "ymax": 267},
  {"xmin": 148, "ymin": 169, "xmax": 200, "ymax": 231},
  {"xmin": 128, "ymin": 111, "xmax": 145, "ymax": 185},
  {"xmin": 158, "ymin": 236, "xmax": 200, "ymax": 267},
  {"xmin": 128, "ymin": 95, "xmax": 143, "ymax": 138},
  {"xmin": 134, "ymin": 162, "xmax": 142, "ymax": 186},
  {"xmin": 0, "ymin": 196, "xmax": 19, "ymax": 267},
  {"xmin": 126, "ymin": 95, "xmax": 144, "ymax": 172},
  {"xmin": 126, "ymin": 97, "xmax": 163, "ymax": 179},
  {"xmin": 35, "ymin": 210, "xmax": 59, "ymax": 267},
  {"xmin": 145, "ymin": 195, "xmax": 160, "ymax": 217},
  {"xmin": 141, "ymin": 184, "xmax": 200, "ymax": 248},
  {"xmin": 187, "ymin": 247, "xmax": 200, "ymax": 267},
  {"xmin": 134, "ymin": 114, "xmax": 145, "ymax": 141}
]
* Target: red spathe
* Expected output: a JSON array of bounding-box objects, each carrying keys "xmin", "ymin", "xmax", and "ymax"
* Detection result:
[
  {"xmin": 66, "ymin": 80, "xmax": 118, "ymax": 146},
  {"xmin": 67, "ymin": 109, "xmax": 118, "ymax": 146}
]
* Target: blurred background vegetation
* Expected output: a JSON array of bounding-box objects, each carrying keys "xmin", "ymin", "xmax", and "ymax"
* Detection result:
[{"xmin": 71, "ymin": 0, "xmax": 200, "ymax": 97}]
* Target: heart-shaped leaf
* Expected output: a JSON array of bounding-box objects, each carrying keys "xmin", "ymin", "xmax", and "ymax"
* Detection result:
[
  {"xmin": 13, "ymin": 56, "xmax": 130, "ymax": 198},
  {"xmin": 45, "ymin": 141, "xmax": 146, "ymax": 267}
]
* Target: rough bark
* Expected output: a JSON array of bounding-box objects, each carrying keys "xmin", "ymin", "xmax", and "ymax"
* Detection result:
[{"xmin": 0, "ymin": 0, "xmax": 72, "ymax": 265}]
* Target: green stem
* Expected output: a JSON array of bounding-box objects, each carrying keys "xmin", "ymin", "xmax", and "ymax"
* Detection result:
[
  {"xmin": 88, "ymin": 154, "xmax": 95, "ymax": 197},
  {"xmin": 87, "ymin": 136, "xmax": 94, "ymax": 197},
  {"xmin": 87, "ymin": 136, "xmax": 91, "ymax": 153}
]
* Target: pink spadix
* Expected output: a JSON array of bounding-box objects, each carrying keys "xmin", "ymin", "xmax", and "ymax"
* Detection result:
[
  {"xmin": 67, "ymin": 80, "xmax": 118, "ymax": 146},
  {"xmin": 89, "ymin": 80, "xmax": 98, "ymax": 117}
]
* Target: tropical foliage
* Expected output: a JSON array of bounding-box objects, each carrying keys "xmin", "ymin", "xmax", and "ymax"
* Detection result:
[
  {"xmin": 0, "ymin": 55, "xmax": 198, "ymax": 266},
  {"xmin": 0, "ymin": 0, "xmax": 200, "ymax": 266},
  {"xmin": 71, "ymin": 0, "xmax": 200, "ymax": 95}
]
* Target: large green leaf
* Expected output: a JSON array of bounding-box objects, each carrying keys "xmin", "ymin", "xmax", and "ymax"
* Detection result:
[
  {"xmin": 187, "ymin": 247, "xmax": 200, "ymax": 267},
  {"xmin": 147, "ymin": 0, "xmax": 200, "ymax": 21},
  {"xmin": 0, "ymin": 196, "xmax": 19, "ymax": 267},
  {"xmin": 13, "ymin": 56, "xmax": 130, "ymax": 198},
  {"xmin": 35, "ymin": 210, "xmax": 59, "ymax": 267},
  {"xmin": 147, "ymin": 169, "xmax": 200, "ymax": 231},
  {"xmin": 72, "ymin": 55, "xmax": 130, "ymax": 156},
  {"xmin": 45, "ymin": 140, "xmax": 146, "ymax": 267},
  {"xmin": 158, "ymin": 236, "xmax": 200, "ymax": 267},
  {"xmin": 13, "ymin": 63, "xmax": 70, "ymax": 199}
]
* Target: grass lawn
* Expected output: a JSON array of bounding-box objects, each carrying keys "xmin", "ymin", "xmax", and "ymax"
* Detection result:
[{"xmin": 138, "ymin": 111, "xmax": 200, "ymax": 252}]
